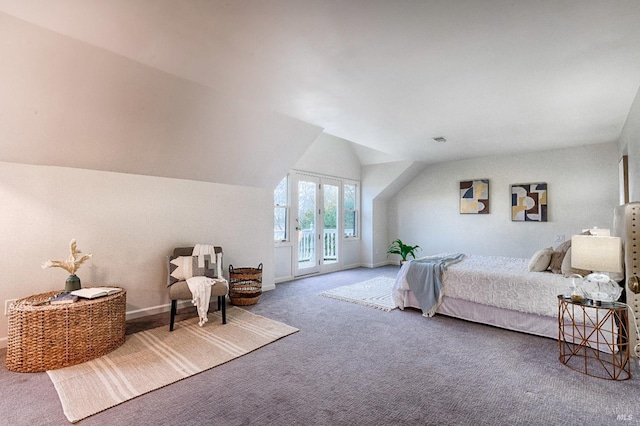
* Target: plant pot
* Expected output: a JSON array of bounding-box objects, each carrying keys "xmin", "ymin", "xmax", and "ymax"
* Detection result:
[{"xmin": 65, "ymin": 274, "xmax": 81, "ymax": 292}]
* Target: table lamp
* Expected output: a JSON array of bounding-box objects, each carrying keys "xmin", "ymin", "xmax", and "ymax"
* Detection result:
[{"xmin": 571, "ymin": 235, "xmax": 623, "ymax": 303}]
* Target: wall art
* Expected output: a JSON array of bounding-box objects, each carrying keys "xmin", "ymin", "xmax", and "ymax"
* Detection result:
[
  {"xmin": 511, "ymin": 183, "xmax": 547, "ymax": 222},
  {"xmin": 460, "ymin": 179, "xmax": 489, "ymax": 214}
]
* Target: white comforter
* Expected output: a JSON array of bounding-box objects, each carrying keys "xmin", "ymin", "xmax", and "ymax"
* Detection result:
[{"xmin": 393, "ymin": 254, "xmax": 574, "ymax": 318}]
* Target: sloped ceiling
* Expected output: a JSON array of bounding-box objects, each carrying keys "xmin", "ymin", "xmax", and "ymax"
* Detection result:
[
  {"xmin": 0, "ymin": 10, "xmax": 324, "ymax": 188},
  {"xmin": 1, "ymin": 1, "xmax": 640, "ymax": 182}
]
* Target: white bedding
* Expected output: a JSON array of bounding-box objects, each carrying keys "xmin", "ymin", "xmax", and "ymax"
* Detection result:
[
  {"xmin": 393, "ymin": 254, "xmax": 620, "ymax": 350},
  {"xmin": 393, "ymin": 254, "xmax": 573, "ymax": 317}
]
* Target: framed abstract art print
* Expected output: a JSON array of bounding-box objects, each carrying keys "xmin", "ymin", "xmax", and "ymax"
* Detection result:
[
  {"xmin": 460, "ymin": 179, "xmax": 489, "ymax": 214},
  {"xmin": 511, "ymin": 183, "xmax": 547, "ymax": 222}
]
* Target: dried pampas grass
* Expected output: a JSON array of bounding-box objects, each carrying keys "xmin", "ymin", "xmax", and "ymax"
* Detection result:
[{"xmin": 42, "ymin": 239, "xmax": 93, "ymax": 275}]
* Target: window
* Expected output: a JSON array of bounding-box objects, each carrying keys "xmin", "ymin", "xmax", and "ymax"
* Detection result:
[
  {"xmin": 274, "ymin": 172, "xmax": 360, "ymax": 244},
  {"xmin": 343, "ymin": 182, "xmax": 358, "ymax": 238},
  {"xmin": 274, "ymin": 176, "xmax": 289, "ymax": 242}
]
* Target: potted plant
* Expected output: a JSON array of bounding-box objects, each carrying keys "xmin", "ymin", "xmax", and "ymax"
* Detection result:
[
  {"xmin": 42, "ymin": 239, "xmax": 92, "ymax": 291},
  {"xmin": 387, "ymin": 239, "xmax": 421, "ymax": 264}
]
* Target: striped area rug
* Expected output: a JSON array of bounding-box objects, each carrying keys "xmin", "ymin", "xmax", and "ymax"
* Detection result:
[
  {"xmin": 47, "ymin": 307, "xmax": 298, "ymax": 423},
  {"xmin": 318, "ymin": 276, "xmax": 397, "ymax": 312}
]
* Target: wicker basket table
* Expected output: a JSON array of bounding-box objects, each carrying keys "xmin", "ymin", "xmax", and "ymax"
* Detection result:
[{"xmin": 5, "ymin": 288, "xmax": 126, "ymax": 373}]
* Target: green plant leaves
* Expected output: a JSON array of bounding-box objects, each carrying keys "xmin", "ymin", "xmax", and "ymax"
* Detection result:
[{"xmin": 386, "ymin": 239, "xmax": 421, "ymax": 261}]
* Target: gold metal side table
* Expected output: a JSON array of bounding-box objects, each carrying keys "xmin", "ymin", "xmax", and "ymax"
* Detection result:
[{"xmin": 558, "ymin": 295, "xmax": 630, "ymax": 380}]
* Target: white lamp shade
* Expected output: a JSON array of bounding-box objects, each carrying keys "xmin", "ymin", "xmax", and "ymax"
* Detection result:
[{"xmin": 571, "ymin": 235, "xmax": 623, "ymax": 273}]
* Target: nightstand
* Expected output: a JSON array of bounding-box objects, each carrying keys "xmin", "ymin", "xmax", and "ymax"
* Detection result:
[{"xmin": 558, "ymin": 295, "xmax": 630, "ymax": 380}]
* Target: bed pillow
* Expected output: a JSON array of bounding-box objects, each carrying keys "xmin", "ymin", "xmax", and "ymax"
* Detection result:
[
  {"xmin": 167, "ymin": 255, "xmax": 217, "ymax": 287},
  {"xmin": 528, "ymin": 247, "xmax": 554, "ymax": 272},
  {"xmin": 549, "ymin": 231, "xmax": 593, "ymax": 274},
  {"xmin": 560, "ymin": 247, "xmax": 590, "ymax": 278},
  {"xmin": 548, "ymin": 239, "xmax": 571, "ymax": 274}
]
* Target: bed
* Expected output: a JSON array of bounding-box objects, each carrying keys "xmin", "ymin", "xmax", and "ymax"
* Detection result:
[
  {"xmin": 392, "ymin": 203, "xmax": 640, "ymax": 355},
  {"xmin": 392, "ymin": 253, "xmax": 576, "ymax": 339}
]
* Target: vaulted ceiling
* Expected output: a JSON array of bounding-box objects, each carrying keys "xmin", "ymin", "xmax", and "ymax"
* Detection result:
[{"xmin": 1, "ymin": 0, "xmax": 639, "ymax": 169}]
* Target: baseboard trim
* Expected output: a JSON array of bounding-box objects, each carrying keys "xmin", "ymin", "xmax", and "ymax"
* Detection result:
[
  {"xmin": 125, "ymin": 302, "xmax": 187, "ymax": 321},
  {"xmin": 361, "ymin": 260, "xmax": 396, "ymax": 268},
  {"xmin": 263, "ymin": 283, "xmax": 276, "ymax": 291}
]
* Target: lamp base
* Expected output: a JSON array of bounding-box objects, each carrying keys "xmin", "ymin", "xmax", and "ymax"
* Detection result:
[{"xmin": 582, "ymin": 273, "xmax": 622, "ymax": 302}]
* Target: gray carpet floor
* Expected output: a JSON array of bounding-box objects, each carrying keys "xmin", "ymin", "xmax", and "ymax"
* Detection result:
[{"xmin": 1, "ymin": 265, "xmax": 639, "ymax": 425}]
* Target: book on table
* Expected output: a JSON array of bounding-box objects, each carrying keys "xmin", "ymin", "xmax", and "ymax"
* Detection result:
[
  {"xmin": 49, "ymin": 292, "xmax": 78, "ymax": 304},
  {"xmin": 70, "ymin": 287, "xmax": 121, "ymax": 299}
]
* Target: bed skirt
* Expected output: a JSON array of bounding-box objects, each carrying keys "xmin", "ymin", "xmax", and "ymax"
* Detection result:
[
  {"xmin": 401, "ymin": 290, "xmax": 558, "ymax": 339},
  {"xmin": 400, "ymin": 291, "xmax": 619, "ymax": 355}
]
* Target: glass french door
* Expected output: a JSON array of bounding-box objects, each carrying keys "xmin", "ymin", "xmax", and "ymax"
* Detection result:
[
  {"xmin": 292, "ymin": 174, "xmax": 342, "ymax": 277},
  {"xmin": 293, "ymin": 175, "xmax": 319, "ymax": 276},
  {"xmin": 321, "ymin": 179, "xmax": 341, "ymax": 274}
]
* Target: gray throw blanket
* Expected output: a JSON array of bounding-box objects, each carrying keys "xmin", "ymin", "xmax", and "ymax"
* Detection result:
[{"xmin": 406, "ymin": 253, "xmax": 465, "ymax": 317}]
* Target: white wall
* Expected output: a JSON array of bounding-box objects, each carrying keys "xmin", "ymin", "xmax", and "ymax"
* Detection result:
[
  {"xmin": 360, "ymin": 161, "xmax": 426, "ymax": 267},
  {"xmin": 293, "ymin": 133, "xmax": 361, "ymax": 181},
  {"xmin": 0, "ymin": 161, "xmax": 273, "ymax": 347},
  {"xmin": 619, "ymin": 86, "xmax": 640, "ymax": 201},
  {"xmin": 389, "ymin": 142, "xmax": 620, "ymax": 259}
]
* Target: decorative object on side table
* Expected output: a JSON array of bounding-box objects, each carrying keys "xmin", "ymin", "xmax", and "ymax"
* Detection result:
[
  {"xmin": 568, "ymin": 274, "xmax": 586, "ymax": 303},
  {"xmin": 49, "ymin": 292, "xmax": 78, "ymax": 305},
  {"xmin": 387, "ymin": 239, "xmax": 421, "ymax": 264},
  {"xmin": 71, "ymin": 287, "xmax": 121, "ymax": 299},
  {"xmin": 570, "ymin": 234, "xmax": 623, "ymax": 303},
  {"xmin": 41, "ymin": 239, "xmax": 93, "ymax": 291}
]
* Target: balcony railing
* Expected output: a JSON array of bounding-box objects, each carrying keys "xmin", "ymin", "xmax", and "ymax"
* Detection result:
[{"xmin": 298, "ymin": 229, "xmax": 337, "ymax": 263}]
